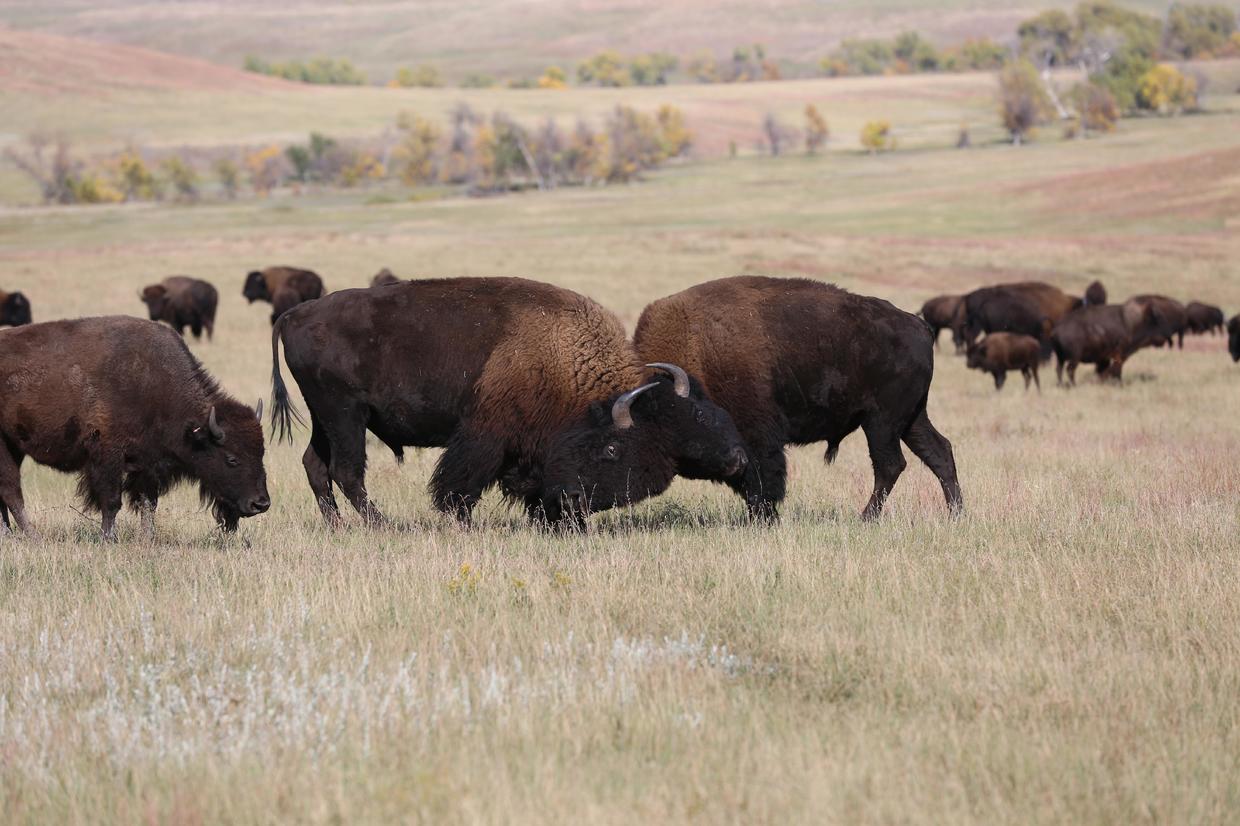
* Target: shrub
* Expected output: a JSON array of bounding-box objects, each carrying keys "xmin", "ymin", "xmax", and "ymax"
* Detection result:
[
  {"xmin": 1164, "ymin": 4, "xmax": 1237, "ymax": 58},
  {"xmin": 804, "ymin": 105, "xmax": 829, "ymax": 154},
  {"xmin": 656, "ymin": 105, "xmax": 692, "ymax": 158},
  {"xmin": 830, "ymin": 39, "xmax": 893, "ymax": 76},
  {"xmin": 245, "ymin": 145, "xmax": 287, "ymax": 195},
  {"xmin": 160, "ymin": 155, "xmax": 199, "ymax": 201},
  {"xmin": 686, "ymin": 50, "xmax": 719, "ymax": 83},
  {"xmin": 68, "ymin": 172, "xmax": 123, "ymax": 204},
  {"xmin": 115, "ymin": 152, "xmax": 161, "ymax": 201},
  {"xmin": 605, "ymin": 105, "xmax": 665, "ymax": 181},
  {"xmin": 577, "ymin": 51, "xmax": 630, "ymax": 87},
  {"xmin": 391, "ymin": 65, "xmax": 442, "ymax": 88},
  {"xmin": 393, "ymin": 113, "xmax": 442, "ymax": 185},
  {"xmin": 859, "ymin": 120, "xmax": 895, "ymax": 153},
  {"xmin": 1138, "ymin": 63, "xmax": 1199, "ymax": 113},
  {"xmin": 213, "ymin": 158, "xmax": 240, "ymax": 199},
  {"xmin": 998, "ymin": 59, "xmax": 1054, "ymax": 144},
  {"xmin": 629, "ymin": 53, "xmax": 678, "ymax": 85},
  {"xmin": 1070, "ymin": 82, "xmax": 1120, "ymax": 132},
  {"xmin": 339, "ymin": 151, "xmax": 385, "ymax": 186},
  {"xmin": 537, "ymin": 66, "xmax": 568, "ymax": 89},
  {"xmin": 460, "ymin": 73, "xmax": 496, "ymax": 88},
  {"xmin": 4, "ymin": 133, "xmax": 80, "ymax": 204}
]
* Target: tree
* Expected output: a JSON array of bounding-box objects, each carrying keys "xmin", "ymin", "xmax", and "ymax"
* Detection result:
[
  {"xmin": 1069, "ymin": 82, "xmax": 1120, "ymax": 133},
  {"xmin": 1163, "ymin": 4, "xmax": 1237, "ymax": 58},
  {"xmin": 605, "ymin": 105, "xmax": 665, "ymax": 181},
  {"xmin": 656, "ymin": 105, "xmax": 692, "ymax": 158},
  {"xmin": 538, "ymin": 66, "xmax": 568, "ymax": 89},
  {"xmin": 577, "ymin": 51, "xmax": 629, "ymax": 86},
  {"xmin": 393, "ymin": 113, "xmax": 442, "ymax": 185},
  {"xmin": 245, "ymin": 145, "xmax": 286, "ymax": 195},
  {"xmin": 804, "ymin": 105, "xmax": 829, "ymax": 155},
  {"xmin": 564, "ymin": 121, "xmax": 610, "ymax": 184},
  {"xmin": 1138, "ymin": 63, "xmax": 1199, "ymax": 113},
  {"xmin": 859, "ymin": 121, "xmax": 895, "ymax": 153},
  {"xmin": 629, "ymin": 53, "xmax": 677, "ymax": 85},
  {"xmin": 762, "ymin": 113, "xmax": 795, "ymax": 156},
  {"xmin": 3, "ymin": 133, "xmax": 79, "ymax": 204},
  {"xmin": 1018, "ymin": 9, "xmax": 1077, "ymax": 68},
  {"xmin": 946, "ymin": 38, "xmax": 1008, "ymax": 71},
  {"xmin": 391, "ymin": 65, "xmax": 442, "ymax": 88},
  {"xmin": 160, "ymin": 155, "xmax": 199, "ymax": 201},
  {"xmin": 830, "ymin": 39, "xmax": 893, "ymax": 75},
  {"xmin": 213, "ymin": 157, "xmax": 240, "ymax": 199},
  {"xmin": 893, "ymin": 31, "xmax": 941, "ymax": 72},
  {"xmin": 115, "ymin": 152, "xmax": 161, "ymax": 201},
  {"xmin": 686, "ymin": 50, "xmax": 718, "ymax": 82},
  {"xmin": 998, "ymin": 60, "xmax": 1054, "ymax": 144}
]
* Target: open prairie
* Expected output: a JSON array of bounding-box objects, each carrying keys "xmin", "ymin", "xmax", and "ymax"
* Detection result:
[{"xmin": 3, "ymin": 23, "xmax": 1240, "ymax": 826}]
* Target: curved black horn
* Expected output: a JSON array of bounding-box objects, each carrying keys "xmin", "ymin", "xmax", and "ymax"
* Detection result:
[
  {"xmin": 646, "ymin": 362, "xmax": 690, "ymax": 398},
  {"xmin": 207, "ymin": 406, "xmax": 226, "ymax": 443},
  {"xmin": 611, "ymin": 382, "xmax": 658, "ymax": 430}
]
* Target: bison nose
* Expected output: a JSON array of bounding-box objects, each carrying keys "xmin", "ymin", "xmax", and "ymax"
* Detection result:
[
  {"xmin": 250, "ymin": 495, "xmax": 270, "ymax": 514},
  {"xmin": 565, "ymin": 490, "xmax": 588, "ymax": 515},
  {"xmin": 726, "ymin": 446, "xmax": 748, "ymax": 476}
]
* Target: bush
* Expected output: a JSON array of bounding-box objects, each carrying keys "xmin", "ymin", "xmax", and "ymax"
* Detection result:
[
  {"xmin": 998, "ymin": 59, "xmax": 1054, "ymax": 144},
  {"xmin": 656, "ymin": 105, "xmax": 692, "ymax": 158},
  {"xmin": 629, "ymin": 53, "xmax": 678, "ymax": 85},
  {"xmin": 244, "ymin": 56, "xmax": 366, "ymax": 85},
  {"xmin": 245, "ymin": 145, "xmax": 287, "ymax": 195},
  {"xmin": 460, "ymin": 73, "xmax": 496, "ymax": 88},
  {"xmin": 1070, "ymin": 82, "xmax": 1120, "ymax": 132},
  {"xmin": 115, "ymin": 152, "xmax": 161, "ymax": 201},
  {"xmin": 686, "ymin": 50, "xmax": 719, "ymax": 82},
  {"xmin": 160, "ymin": 155, "xmax": 199, "ymax": 201},
  {"xmin": 605, "ymin": 105, "xmax": 665, "ymax": 181},
  {"xmin": 1138, "ymin": 63, "xmax": 1199, "ymax": 113},
  {"xmin": 859, "ymin": 120, "xmax": 895, "ymax": 153},
  {"xmin": 3, "ymin": 133, "xmax": 80, "ymax": 204},
  {"xmin": 577, "ymin": 51, "xmax": 630, "ymax": 87},
  {"xmin": 830, "ymin": 39, "xmax": 893, "ymax": 76},
  {"xmin": 537, "ymin": 66, "xmax": 568, "ymax": 90},
  {"xmin": 804, "ymin": 105, "xmax": 829, "ymax": 154},
  {"xmin": 213, "ymin": 158, "xmax": 240, "ymax": 199},
  {"xmin": 393, "ymin": 113, "xmax": 442, "ymax": 185},
  {"xmin": 1163, "ymin": 4, "xmax": 1237, "ymax": 59},
  {"xmin": 391, "ymin": 65, "xmax": 442, "ymax": 88}
]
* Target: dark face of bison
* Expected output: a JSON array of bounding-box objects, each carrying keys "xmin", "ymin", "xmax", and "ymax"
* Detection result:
[
  {"xmin": 1, "ymin": 292, "xmax": 32, "ymax": 327},
  {"xmin": 186, "ymin": 401, "xmax": 270, "ymax": 530},
  {"xmin": 541, "ymin": 366, "xmax": 746, "ymax": 521},
  {"xmin": 243, "ymin": 271, "xmax": 270, "ymax": 303},
  {"xmin": 140, "ymin": 285, "xmax": 169, "ymax": 320}
]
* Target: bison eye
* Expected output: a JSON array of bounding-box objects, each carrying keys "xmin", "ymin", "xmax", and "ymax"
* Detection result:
[
  {"xmin": 694, "ymin": 408, "xmax": 707, "ymax": 424},
  {"xmin": 225, "ymin": 455, "xmax": 240, "ymax": 468},
  {"xmin": 604, "ymin": 443, "xmax": 619, "ymax": 460}
]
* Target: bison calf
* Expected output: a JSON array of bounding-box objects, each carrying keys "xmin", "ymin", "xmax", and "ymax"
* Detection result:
[
  {"xmin": 1, "ymin": 290, "xmax": 31, "ymax": 327},
  {"xmin": 0, "ymin": 317, "xmax": 269, "ymax": 539},
  {"xmin": 244, "ymin": 266, "xmax": 324, "ymax": 324},
  {"xmin": 140, "ymin": 276, "xmax": 218, "ymax": 340},
  {"xmin": 966, "ymin": 333, "xmax": 1041, "ymax": 391}
]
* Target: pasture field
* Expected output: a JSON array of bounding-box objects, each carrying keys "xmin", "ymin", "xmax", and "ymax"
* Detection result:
[{"xmin": 3, "ymin": 74, "xmax": 1240, "ymax": 823}]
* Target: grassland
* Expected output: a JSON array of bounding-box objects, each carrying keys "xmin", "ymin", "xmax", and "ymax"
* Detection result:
[{"xmin": 2, "ymin": 58, "xmax": 1240, "ymax": 823}]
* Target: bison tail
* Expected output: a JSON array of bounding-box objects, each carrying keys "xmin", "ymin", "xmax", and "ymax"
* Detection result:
[
  {"xmin": 824, "ymin": 442, "xmax": 840, "ymax": 465},
  {"xmin": 270, "ymin": 313, "xmax": 305, "ymax": 444}
]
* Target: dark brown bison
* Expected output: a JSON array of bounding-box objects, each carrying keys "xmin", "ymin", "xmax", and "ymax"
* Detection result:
[
  {"xmin": 1050, "ymin": 301, "xmax": 1162, "ymax": 385},
  {"xmin": 243, "ymin": 266, "xmax": 324, "ymax": 324},
  {"xmin": 1184, "ymin": 301, "xmax": 1225, "ymax": 336},
  {"xmin": 966, "ymin": 333, "xmax": 1042, "ymax": 391},
  {"xmin": 0, "ymin": 317, "xmax": 269, "ymax": 539},
  {"xmin": 0, "ymin": 290, "xmax": 32, "ymax": 327},
  {"xmin": 371, "ymin": 268, "xmax": 401, "ymax": 287},
  {"xmin": 140, "ymin": 276, "xmax": 218, "ymax": 340},
  {"xmin": 610, "ymin": 276, "xmax": 962, "ymax": 522},
  {"xmin": 961, "ymin": 282, "xmax": 1081, "ymax": 349},
  {"xmin": 1084, "ymin": 280, "xmax": 1107, "ymax": 306},
  {"xmin": 918, "ymin": 294, "xmax": 966, "ymax": 352},
  {"xmin": 1229, "ymin": 315, "xmax": 1240, "ymax": 362},
  {"xmin": 1129, "ymin": 294, "xmax": 1188, "ymax": 349},
  {"xmin": 269, "ymin": 277, "xmax": 746, "ymax": 527}
]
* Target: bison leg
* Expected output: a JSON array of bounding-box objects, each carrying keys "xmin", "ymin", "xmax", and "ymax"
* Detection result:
[
  {"xmin": 303, "ymin": 414, "xmax": 343, "ymax": 526},
  {"xmin": 0, "ymin": 445, "xmax": 32, "ymax": 534},
  {"xmin": 901, "ymin": 406, "xmax": 963, "ymax": 516},
  {"xmin": 327, "ymin": 429, "xmax": 385, "ymax": 528},
  {"xmin": 429, "ymin": 431, "xmax": 505, "ymax": 526},
  {"xmin": 1067, "ymin": 360, "xmax": 1079, "ymax": 387},
  {"xmin": 993, "ymin": 371, "xmax": 1006, "ymax": 391},
  {"xmin": 190, "ymin": 319, "xmax": 204, "ymax": 340},
  {"xmin": 84, "ymin": 461, "xmax": 124, "ymax": 541},
  {"xmin": 860, "ymin": 422, "xmax": 907, "ymax": 521}
]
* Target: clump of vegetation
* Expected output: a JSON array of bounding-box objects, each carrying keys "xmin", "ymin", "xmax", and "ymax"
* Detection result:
[
  {"xmin": 1137, "ymin": 63, "xmax": 1199, "ymax": 114},
  {"xmin": 998, "ymin": 59, "xmax": 1055, "ymax": 144},
  {"xmin": 243, "ymin": 55, "xmax": 366, "ymax": 85},
  {"xmin": 804, "ymin": 105, "xmax": 829, "ymax": 155},
  {"xmin": 537, "ymin": 66, "xmax": 568, "ymax": 89},
  {"xmin": 859, "ymin": 120, "xmax": 896, "ymax": 153},
  {"xmin": 576, "ymin": 51, "xmax": 678, "ymax": 87},
  {"xmin": 390, "ymin": 65, "xmax": 442, "ymax": 88},
  {"xmin": 821, "ymin": 33, "xmax": 1008, "ymax": 76}
]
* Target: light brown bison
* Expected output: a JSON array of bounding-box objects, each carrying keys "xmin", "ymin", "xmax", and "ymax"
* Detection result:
[
  {"xmin": 1050, "ymin": 301, "xmax": 1163, "ymax": 385},
  {"xmin": 270, "ymin": 278, "xmax": 746, "ymax": 527},
  {"xmin": 1129, "ymin": 294, "xmax": 1188, "ymax": 349},
  {"xmin": 1185, "ymin": 301, "xmax": 1225, "ymax": 336},
  {"xmin": 371, "ymin": 268, "xmax": 401, "ymax": 287},
  {"xmin": 243, "ymin": 266, "xmax": 324, "ymax": 324},
  {"xmin": 0, "ymin": 317, "xmax": 269, "ymax": 539},
  {"xmin": 140, "ymin": 276, "xmax": 218, "ymax": 340},
  {"xmin": 919, "ymin": 294, "xmax": 966, "ymax": 352},
  {"xmin": 613, "ymin": 276, "xmax": 962, "ymax": 522},
  {"xmin": 966, "ymin": 332, "xmax": 1041, "ymax": 391},
  {"xmin": 0, "ymin": 290, "xmax": 32, "ymax": 327}
]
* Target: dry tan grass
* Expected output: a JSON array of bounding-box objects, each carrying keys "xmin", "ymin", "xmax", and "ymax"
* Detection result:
[{"xmin": 2, "ymin": 90, "xmax": 1240, "ymax": 823}]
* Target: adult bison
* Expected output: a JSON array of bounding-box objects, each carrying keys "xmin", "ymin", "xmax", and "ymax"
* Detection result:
[
  {"xmin": 1185, "ymin": 301, "xmax": 1225, "ymax": 336},
  {"xmin": 269, "ymin": 277, "xmax": 746, "ymax": 527},
  {"xmin": 1129, "ymin": 294, "xmax": 1188, "ymax": 349},
  {"xmin": 0, "ymin": 317, "xmax": 269, "ymax": 539},
  {"xmin": 140, "ymin": 276, "xmax": 218, "ymax": 340},
  {"xmin": 1229, "ymin": 315, "xmax": 1240, "ymax": 362},
  {"xmin": 371, "ymin": 268, "xmax": 401, "ymax": 287},
  {"xmin": 0, "ymin": 290, "xmax": 32, "ymax": 327},
  {"xmin": 966, "ymin": 333, "xmax": 1041, "ymax": 391},
  {"xmin": 961, "ymin": 281, "xmax": 1082, "ymax": 348},
  {"xmin": 1084, "ymin": 280, "xmax": 1107, "ymax": 306},
  {"xmin": 1050, "ymin": 301, "xmax": 1162, "ymax": 385},
  {"xmin": 243, "ymin": 266, "xmax": 324, "ymax": 324},
  {"xmin": 918, "ymin": 294, "xmax": 965, "ymax": 352},
  {"xmin": 589, "ymin": 276, "xmax": 963, "ymax": 522}
]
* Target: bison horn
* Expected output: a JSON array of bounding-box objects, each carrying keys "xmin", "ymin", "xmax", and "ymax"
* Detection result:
[
  {"xmin": 646, "ymin": 363, "xmax": 690, "ymax": 398},
  {"xmin": 207, "ymin": 405, "xmax": 226, "ymax": 444},
  {"xmin": 611, "ymin": 382, "xmax": 658, "ymax": 430},
  {"xmin": 254, "ymin": 398, "xmax": 264, "ymax": 422}
]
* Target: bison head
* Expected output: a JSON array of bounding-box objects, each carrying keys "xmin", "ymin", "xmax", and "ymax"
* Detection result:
[
  {"xmin": 1229, "ymin": 316, "xmax": 1240, "ymax": 363},
  {"xmin": 186, "ymin": 400, "xmax": 270, "ymax": 531},
  {"xmin": 140, "ymin": 284, "xmax": 169, "ymax": 320},
  {"xmin": 1, "ymin": 292, "xmax": 32, "ymax": 327},
  {"xmin": 243, "ymin": 271, "xmax": 270, "ymax": 303},
  {"xmin": 540, "ymin": 364, "xmax": 746, "ymax": 524}
]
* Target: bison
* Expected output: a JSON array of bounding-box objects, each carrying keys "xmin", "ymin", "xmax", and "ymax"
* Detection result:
[
  {"xmin": 595, "ymin": 276, "xmax": 963, "ymax": 522},
  {"xmin": 140, "ymin": 276, "xmax": 218, "ymax": 340},
  {"xmin": 1229, "ymin": 315, "xmax": 1240, "ymax": 362},
  {"xmin": 243, "ymin": 266, "xmax": 324, "ymax": 324},
  {"xmin": 1084, "ymin": 280, "xmax": 1108, "ymax": 306},
  {"xmin": 0, "ymin": 316, "xmax": 269, "ymax": 539},
  {"xmin": 371, "ymin": 268, "xmax": 401, "ymax": 287},
  {"xmin": 1185, "ymin": 301, "xmax": 1225, "ymax": 336},
  {"xmin": 0, "ymin": 290, "xmax": 32, "ymax": 327},
  {"xmin": 1129, "ymin": 294, "xmax": 1188, "ymax": 349},
  {"xmin": 269, "ymin": 277, "xmax": 746, "ymax": 528},
  {"xmin": 918, "ymin": 294, "xmax": 966, "ymax": 352},
  {"xmin": 1050, "ymin": 301, "xmax": 1162, "ymax": 386},
  {"xmin": 961, "ymin": 281, "xmax": 1082, "ymax": 348},
  {"xmin": 966, "ymin": 333, "xmax": 1041, "ymax": 391}
]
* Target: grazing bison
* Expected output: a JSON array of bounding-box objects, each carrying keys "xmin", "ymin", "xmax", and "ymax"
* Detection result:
[
  {"xmin": 140, "ymin": 276, "xmax": 218, "ymax": 340},
  {"xmin": 0, "ymin": 317, "xmax": 269, "ymax": 539},
  {"xmin": 371, "ymin": 268, "xmax": 401, "ymax": 287},
  {"xmin": 1129, "ymin": 294, "xmax": 1188, "ymax": 349},
  {"xmin": 919, "ymin": 294, "xmax": 966, "ymax": 352},
  {"xmin": 270, "ymin": 277, "xmax": 746, "ymax": 527},
  {"xmin": 1185, "ymin": 301, "xmax": 1225, "ymax": 336},
  {"xmin": 1229, "ymin": 315, "xmax": 1240, "ymax": 362},
  {"xmin": 0, "ymin": 290, "xmax": 32, "ymax": 327},
  {"xmin": 961, "ymin": 281, "xmax": 1082, "ymax": 347},
  {"xmin": 1084, "ymin": 280, "xmax": 1108, "ymax": 306},
  {"xmin": 1050, "ymin": 301, "xmax": 1162, "ymax": 385},
  {"xmin": 966, "ymin": 333, "xmax": 1041, "ymax": 391},
  {"xmin": 243, "ymin": 266, "xmax": 324, "ymax": 324},
  {"xmin": 614, "ymin": 276, "xmax": 962, "ymax": 522}
]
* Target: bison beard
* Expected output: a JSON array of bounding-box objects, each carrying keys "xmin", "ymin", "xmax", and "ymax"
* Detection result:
[
  {"xmin": 269, "ymin": 278, "xmax": 746, "ymax": 528},
  {"xmin": 0, "ymin": 317, "xmax": 269, "ymax": 539},
  {"xmin": 632, "ymin": 276, "xmax": 963, "ymax": 521}
]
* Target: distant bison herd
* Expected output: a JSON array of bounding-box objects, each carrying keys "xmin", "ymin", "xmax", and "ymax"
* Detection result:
[
  {"xmin": 0, "ymin": 265, "xmax": 1234, "ymax": 541},
  {"xmin": 920, "ymin": 281, "xmax": 1236, "ymax": 389}
]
